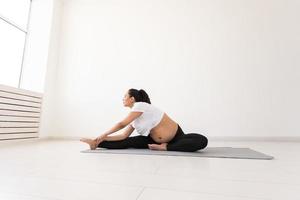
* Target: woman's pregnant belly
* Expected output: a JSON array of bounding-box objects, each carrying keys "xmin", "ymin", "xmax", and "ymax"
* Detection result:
[{"xmin": 150, "ymin": 113, "xmax": 178, "ymax": 143}]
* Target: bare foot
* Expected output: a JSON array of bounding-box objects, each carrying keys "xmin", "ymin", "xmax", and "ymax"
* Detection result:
[
  {"xmin": 80, "ymin": 138, "xmax": 97, "ymax": 150},
  {"xmin": 148, "ymin": 143, "xmax": 167, "ymax": 151}
]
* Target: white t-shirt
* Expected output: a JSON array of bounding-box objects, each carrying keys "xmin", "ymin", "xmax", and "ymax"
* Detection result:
[{"xmin": 130, "ymin": 102, "xmax": 164, "ymax": 136}]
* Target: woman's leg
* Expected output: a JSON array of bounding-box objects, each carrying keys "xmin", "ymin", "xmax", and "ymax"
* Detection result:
[
  {"xmin": 167, "ymin": 133, "xmax": 208, "ymax": 152},
  {"xmin": 98, "ymin": 135, "xmax": 157, "ymax": 149},
  {"xmin": 166, "ymin": 125, "xmax": 208, "ymax": 152}
]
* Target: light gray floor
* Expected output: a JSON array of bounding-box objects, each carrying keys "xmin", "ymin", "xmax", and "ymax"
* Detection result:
[{"xmin": 0, "ymin": 138, "xmax": 300, "ymax": 200}]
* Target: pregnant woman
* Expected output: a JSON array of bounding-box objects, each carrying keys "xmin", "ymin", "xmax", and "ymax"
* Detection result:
[{"xmin": 80, "ymin": 89, "xmax": 208, "ymax": 152}]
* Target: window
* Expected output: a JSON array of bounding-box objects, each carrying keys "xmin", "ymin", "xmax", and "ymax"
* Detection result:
[{"xmin": 0, "ymin": 0, "xmax": 31, "ymax": 87}]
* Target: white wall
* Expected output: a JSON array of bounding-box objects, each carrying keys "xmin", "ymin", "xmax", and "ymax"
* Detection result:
[
  {"xmin": 40, "ymin": 0, "xmax": 300, "ymax": 139},
  {"xmin": 38, "ymin": 0, "xmax": 63, "ymax": 138}
]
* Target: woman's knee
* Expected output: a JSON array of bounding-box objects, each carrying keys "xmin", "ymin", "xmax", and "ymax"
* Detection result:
[
  {"xmin": 198, "ymin": 134, "xmax": 208, "ymax": 149},
  {"xmin": 186, "ymin": 133, "xmax": 208, "ymax": 150}
]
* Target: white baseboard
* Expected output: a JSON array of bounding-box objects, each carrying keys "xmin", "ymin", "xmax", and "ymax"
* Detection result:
[
  {"xmin": 39, "ymin": 136, "xmax": 83, "ymax": 141},
  {"xmin": 39, "ymin": 136, "xmax": 300, "ymax": 142},
  {"xmin": 208, "ymin": 136, "xmax": 300, "ymax": 142}
]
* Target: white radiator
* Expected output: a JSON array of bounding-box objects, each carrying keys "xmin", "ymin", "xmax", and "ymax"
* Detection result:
[{"xmin": 0, "ymin": 84, "xmax": 42, "ymax": 140}]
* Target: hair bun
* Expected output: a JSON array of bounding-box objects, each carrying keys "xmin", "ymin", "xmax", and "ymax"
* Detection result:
[{"xmin": 128, "ymin": 88, "xmax": 151, "ymax": 104}]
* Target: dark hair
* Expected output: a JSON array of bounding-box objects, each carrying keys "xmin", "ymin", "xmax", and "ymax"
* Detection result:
[{"xmin": 128, "ymin": 88, "xmax": 151, "ymax": 104}]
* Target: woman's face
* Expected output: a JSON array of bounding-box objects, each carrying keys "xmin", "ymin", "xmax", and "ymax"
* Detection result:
[{"xmin": 122, "ymin": 91, "xmax": 135, "ymax": 107}]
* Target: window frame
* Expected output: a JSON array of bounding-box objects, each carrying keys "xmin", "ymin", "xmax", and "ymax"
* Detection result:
[{"xmin": 0, "ymin": 0, "xmax": 32, "ymax": 88}]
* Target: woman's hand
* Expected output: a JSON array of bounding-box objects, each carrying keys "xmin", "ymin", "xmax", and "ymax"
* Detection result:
[{"xmin": 93, "ymin": 134, "xmax": 106, "ymax": 145}]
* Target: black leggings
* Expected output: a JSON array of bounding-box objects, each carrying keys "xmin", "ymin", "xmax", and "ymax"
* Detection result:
[{"xmin": 98, "ymin": 124, "xmax": 208, "ymax": 152}]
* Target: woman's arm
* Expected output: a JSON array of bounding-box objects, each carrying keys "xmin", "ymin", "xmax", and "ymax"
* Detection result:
[
  {"xmin": 103, "ymin": 125, "xmax": 135, "ymax": 141},
  {"xmin": 103, "ymin": 133, "xmax": 127, "ymax": 141},
  {"xmin": 95, "ymin": 125, "xmax": 135, "ymax": 143},
  {"xmin": 94, "ymin": 123, "xmax": 124, "ymax": 143},
  {"xmin": 102, "ymin": 122, "xmax": 125, "ymax": 137},
  {"xmin": 95, "ymin": 112, "xmax": 142, "ymax": 142}
]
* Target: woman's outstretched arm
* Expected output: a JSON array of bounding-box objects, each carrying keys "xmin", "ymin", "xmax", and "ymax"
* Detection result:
[
  {"xmin": 103, "ymin": 125, "xmax": 135, "ymax": 141},
  {"xmin": 95, "ymin": 112, "xmax": 142, "ymax": 142},
  {"xmin": 101, "ymin": 122, "xmax": 126, "ymax": 137}
]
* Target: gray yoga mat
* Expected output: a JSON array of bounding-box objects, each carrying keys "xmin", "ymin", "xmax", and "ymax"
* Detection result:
[{"xmin": 81, "ymin": 147, "xmax": 274, "ymax": 160}]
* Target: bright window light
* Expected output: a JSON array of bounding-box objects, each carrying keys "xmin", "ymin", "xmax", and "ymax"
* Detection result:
[
  {"xmin": 0, "ymin": 0, "xmax": 31, "ymax": 30},
  {"xmin": 0, "ymin": 20, "xmax": 26, "ymax": 87}
]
